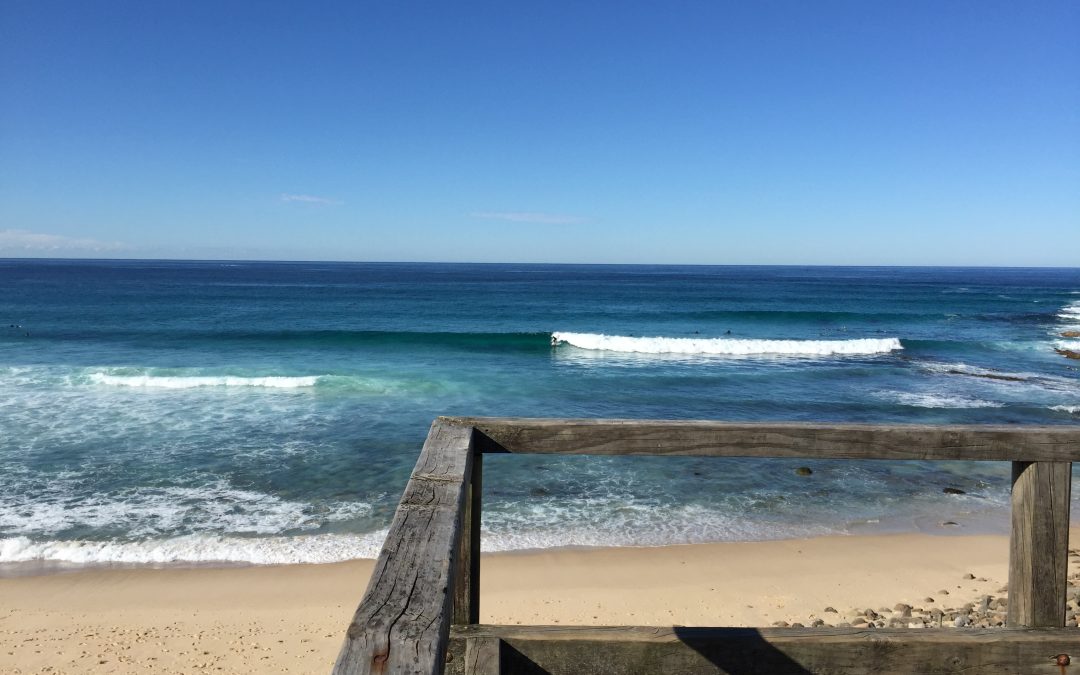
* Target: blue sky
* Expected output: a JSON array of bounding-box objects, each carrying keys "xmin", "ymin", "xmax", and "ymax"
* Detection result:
[{"xmin": 1, "ymin": 1, "xmax": 1077, "ymax": 265}]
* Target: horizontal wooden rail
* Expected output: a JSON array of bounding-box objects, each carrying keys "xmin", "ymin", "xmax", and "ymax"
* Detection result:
[
  {"xmin": 447, "ymin": 625, "xmax": 1080, "ymax": 675},
  {"xmin": 449, "ymin": 416, "xmax": 1080, "ymax": 461}
]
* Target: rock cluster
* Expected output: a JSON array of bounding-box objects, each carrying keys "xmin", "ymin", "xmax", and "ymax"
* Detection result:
[{"xmin": 773, "ymin": 548, "xmax": 1080, "ymax": 630}]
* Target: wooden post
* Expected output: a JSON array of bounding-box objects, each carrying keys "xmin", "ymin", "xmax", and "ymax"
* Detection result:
[
  {"xmin": 333, "ymin": 421, "xmax": 474, "ymax": 675},
  {"xmin": 469, "ymin": 453, "xmax": 482, "ymax": 623},
  {"xmin": 1007, "ymin": 460, "xmax": 1072, "ymax": 628},
  {"xmin": 454, "ymin": 452, "xmax": 482, "ymax": 625}
]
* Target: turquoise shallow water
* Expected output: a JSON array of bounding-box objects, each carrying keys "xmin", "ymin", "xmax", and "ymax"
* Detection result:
[{"xmin": 1, "ymin": 260, "xmax": 1078, "ymax": 569}]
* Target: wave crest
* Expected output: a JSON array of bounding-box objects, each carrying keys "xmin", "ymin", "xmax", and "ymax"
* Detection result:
[{"xmin": 551, "ymin": 332, "xmax": 902, "ymax": 356}]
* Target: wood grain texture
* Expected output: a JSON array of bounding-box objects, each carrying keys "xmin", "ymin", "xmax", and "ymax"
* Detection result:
[
  {"xmin": 452, "ymin": 624, "xmax": 1080, "ymax": 675},
  {"xmin": 333, "ymin": 421, "xmax": 474, "ymax": 675},
  {"xmin": 453, "ymin": 453, "xmax": 482, "ymax": 625},
  {"xmin": 448, "ymin": 417, "xmax": 1080, "ymax": 461},
  {"xmin": 464, "ymin": 637, "xmax": 500, "ymax": 675},
  {"xmin": 1007, "ymin": 461, "xmax": 1073, "ymax": 628}
]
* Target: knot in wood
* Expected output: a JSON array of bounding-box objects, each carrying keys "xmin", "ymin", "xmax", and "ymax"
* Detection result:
[{"xmin": 1055, "ymin": 654, "xmax": 1071, "ymax": 666}]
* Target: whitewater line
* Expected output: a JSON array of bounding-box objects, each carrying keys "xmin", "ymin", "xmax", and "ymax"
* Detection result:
[{"xmin": 551, "ymin": 332, "xmax": 903, "ymax": 356}]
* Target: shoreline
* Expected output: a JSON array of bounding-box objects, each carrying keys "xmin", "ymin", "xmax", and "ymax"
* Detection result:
[
  {"xmin": 0, "ymin": 506, "xmax": 1029, "ymax": 580},
  {"xmin": 3, "ymin": 529, "xmax": 1078, "ymax": 673}
]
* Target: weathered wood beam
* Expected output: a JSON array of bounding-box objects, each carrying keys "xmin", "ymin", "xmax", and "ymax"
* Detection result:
[
  {"xmin": 1007, "ymin": 461, "xmax": 1072, "ymax": 628},
  {"xmin": 450, "ymin": 624, "xmax": 1080, "ymax": 675},
  {"xmin": 334, "ymin": 421, "xmax": 474, "ymax": 675},
  {"xmin": 454, "ymin": 453, "xmax": 483, "ymax": 625},
  {"xmin": 448, "ymin": 417, "xmax": 1080, "ymax": 462}
]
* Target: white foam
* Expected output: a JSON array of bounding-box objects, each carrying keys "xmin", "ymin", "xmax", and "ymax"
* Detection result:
[
  {"xmin": 922, "ymin": 362, "xmax": 1031, "ymax": 381},
  {"xmin": 1055, "ymin": 340, "xmax": 1080, "ymax": 351},
  {"xmin": 551, "ymin": 332, "xmax": 902, "ymax": 356},
  {"xmin": 0, "ymin": 532, "xmax": 388, "ymax": 565},
  {"xmin": 88, "ymin": 373, "xmax": 320, "ymax": 389},
  {"xmin": 921, "ymin": 362, "xmax": 1080, "ymax": 397},
  {"xmin": 1050, "ymin": 405, "xmax": 1080, "ymax": 414},
  {"xmin": 884, "ymin": 391, "xmax": 1004, "ymax": 409},
  {"xmin": 0, "ymin": 482, "xmax": 372, "ymax": 537},
  {"xmin": 480, "ymin": 503, "xmax": 837, "ymax": 551}
]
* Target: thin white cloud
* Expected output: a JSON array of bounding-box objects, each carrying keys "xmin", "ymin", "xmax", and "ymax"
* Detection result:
[
  {"xmin": 281, "ymin": 193, "xmax": 343, "ymax": 205},
  {"xmin": 0, "ymin": 229, "xmax": 127, "ymax": 253},
  {"xmin": 470, "ymin": 211, "xmax": 588, "ymax": 225}
]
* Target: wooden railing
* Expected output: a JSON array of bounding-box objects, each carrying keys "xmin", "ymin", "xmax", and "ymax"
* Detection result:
[{"xmin": 333, "ymin": 418, "xmax": 1080, "ymax": 675}]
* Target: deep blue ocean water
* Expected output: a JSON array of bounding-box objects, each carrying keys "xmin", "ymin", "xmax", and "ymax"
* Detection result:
[{"xmin": 1, "ymin": 260, "xmax": 1078, "ymax": 570}]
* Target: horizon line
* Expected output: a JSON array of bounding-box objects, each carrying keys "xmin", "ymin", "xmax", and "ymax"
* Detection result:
[{"xmin": 0, "ymin": 256, "xmax": 1078, "ymax": 270}]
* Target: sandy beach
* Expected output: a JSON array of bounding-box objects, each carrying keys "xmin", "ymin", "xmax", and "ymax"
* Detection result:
[{"xmin": 4, "ymin": 529, "xmax": 1077, "ymax": 674}]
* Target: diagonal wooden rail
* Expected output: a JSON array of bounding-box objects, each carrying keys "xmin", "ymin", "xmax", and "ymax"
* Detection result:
[{"xmin": 334, "ymin": 418, "xmax": 1080, "ymax": 675}]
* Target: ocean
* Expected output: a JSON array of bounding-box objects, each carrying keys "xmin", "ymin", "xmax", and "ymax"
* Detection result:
[{"xmin": 1, "ymin": 260, "xmax": 1078, "ymax": 572}]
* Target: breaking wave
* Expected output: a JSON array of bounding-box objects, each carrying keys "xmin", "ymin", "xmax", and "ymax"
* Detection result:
[
  {"xmin": 0, "ymin": 532, "xmax": 388, "ymax": 565},
  {"xmin": 551, "ymin": 332, "xmax": 902, "ymax": 356}
]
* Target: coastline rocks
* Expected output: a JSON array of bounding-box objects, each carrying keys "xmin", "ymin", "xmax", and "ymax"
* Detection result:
[
  {"xmin": 795, "ymin": 574, "xmax": 1080, "ymax": 633},
  {"xmin": 943, "ymin": 487, "xmax": 966, "ymax": 495},
  {"xmin": 1055, "ymin": 348, "xmax": 1080, "ymax": 360},
  {"xmin": 1061, "ymin": 331, "xmax": 1080, "ymax": 338},
  {"xmin": 795, "ymin": 467, "xmax": 813, "ymax": 476}
]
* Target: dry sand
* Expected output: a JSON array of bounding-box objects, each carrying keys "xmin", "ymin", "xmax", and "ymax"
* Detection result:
[{"xmin": 2, "ymin": 530, "xmax": 1078, "ymax": 673}]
